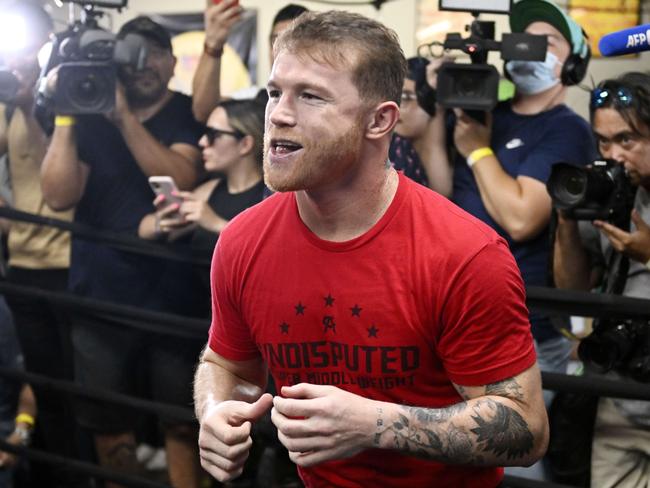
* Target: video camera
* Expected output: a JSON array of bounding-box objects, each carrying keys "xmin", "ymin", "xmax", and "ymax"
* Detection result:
[
  {"xmin": 546, "ymin": 160, "xmax": 636, "ymax": 222},
  {"xmin": 421, "ymin": 0, "xmax": 548, "ymax": 112},
  {"xmin": 579, "ymin": 318, "xmax": 650, "ymax": 382},
  {"xmin": 35, "ymin": 0, "xmax": 146, "ymax": 119}
]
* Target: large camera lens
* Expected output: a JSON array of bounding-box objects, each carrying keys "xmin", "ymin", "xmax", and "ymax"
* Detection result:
[
  {"xmin": 547, "ymin": 161, "xmax": 624, "ymax": 220},
  {"xmin": 456, "ymin": 73, "xmax": 483, "ymax": 98},
  {"xmin": 74, "ymin": 73, "xmax": 102, "ymax": 104},
  {"xmin": 547, "ymin": 164, "xmax": 587, "ymax": 208},
  {"xmin": 437, "ymin": 63, "xmax": 499, "ymax": 111},
  {"xmin": 578, "ymin": 321, "xmax": 635, "ymax": 373},
  {"xmin": 54, "ymin": 61, "xmax": 116, "ymax": 114}
]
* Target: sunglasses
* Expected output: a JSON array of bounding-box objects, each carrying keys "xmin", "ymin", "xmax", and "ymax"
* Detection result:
[
  {"xmin": 203, "ymin": 126, "xmax": 245, "ymax": 145},
  {"xmin": 400, "ymin": 91, "xmax": 418, "ymax": 103},
  {"xmin": 590, "ymin": 86, "xmax": 633, "ymax": 110}
]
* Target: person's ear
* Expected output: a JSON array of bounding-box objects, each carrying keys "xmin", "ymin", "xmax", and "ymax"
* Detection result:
[
  {"xmin": 238, "ymin": 134, "xmax": 255, "ymax": 156},
  {"xmin": 365, "ymin": 101, "xmax": 399, "ymax": 140}
]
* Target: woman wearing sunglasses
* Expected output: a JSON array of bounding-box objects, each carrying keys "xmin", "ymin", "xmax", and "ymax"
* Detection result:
[{"xmin": 139, "ymin": 98, "xmax": 266, "ymax": 253}]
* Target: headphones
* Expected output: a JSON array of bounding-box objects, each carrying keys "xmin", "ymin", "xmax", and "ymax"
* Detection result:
[{"xmin": 560, "ymin": 29, "xmax": 591, "ymax": 86}]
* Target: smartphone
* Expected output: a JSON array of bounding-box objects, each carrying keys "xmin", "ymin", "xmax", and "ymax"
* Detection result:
[{"xmin": 148, "ymin": 176, "xmax": 183, "ymax": 207}]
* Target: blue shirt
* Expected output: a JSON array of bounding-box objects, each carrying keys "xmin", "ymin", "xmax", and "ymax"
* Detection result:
[{"xmin": 453, "ymin": 102, "xmax": 597, "ymax": 342}]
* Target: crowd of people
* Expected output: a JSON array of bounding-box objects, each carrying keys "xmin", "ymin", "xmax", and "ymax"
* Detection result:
[{"xmin": 0, "ymin": 0, "xmax": 649, "ymax": 487}]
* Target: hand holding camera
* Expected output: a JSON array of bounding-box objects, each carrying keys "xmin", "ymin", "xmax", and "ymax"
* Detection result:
[
  {"xmin": 594, "ymin": 209, "xmax": 650, "ymax": 266},
  {"xmin": 452, "ymin": 108, "xmax": 493, "ymax": 159}
]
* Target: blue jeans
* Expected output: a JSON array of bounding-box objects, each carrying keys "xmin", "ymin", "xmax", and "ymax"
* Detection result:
[{"xmin": 505, "ymin": 335, "xmax": 573, "ymax": 482}]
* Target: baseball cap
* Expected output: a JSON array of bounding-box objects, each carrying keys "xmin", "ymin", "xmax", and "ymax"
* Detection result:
[
  {"xmin": 118, "ymin": 16, "xmax": 172, "ymax": 51},
  {"xmin": 510, "ymin": 0, "xmax": 587, "ymax": 57}
]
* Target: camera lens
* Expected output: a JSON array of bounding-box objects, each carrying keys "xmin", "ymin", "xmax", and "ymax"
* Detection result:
[
  {"xmin": 456, "ymin": 73, "xmax": 483, "ymax": 98},
  {"xmin": 579, "ymin": 322, "xmax": 636, "ymax": 373},
  {"xmin": 565, "ymin": 174, "xmax": 585, "ymax": 196},
  {"xmin": 55, "ymin": 62, "xmax": 115, "ymax": 114},
  {"xmin": 75, "ymin": 74, "xmax": 101, "ymax": 103},
  {"xmin": 548, "ymin": 164, "xmax": 587, "ymax": 208}
]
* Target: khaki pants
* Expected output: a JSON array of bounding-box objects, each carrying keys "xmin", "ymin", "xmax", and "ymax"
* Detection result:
[{"xmin": 592, "ymin": 397, "xmax": 650, "ymax": 488}]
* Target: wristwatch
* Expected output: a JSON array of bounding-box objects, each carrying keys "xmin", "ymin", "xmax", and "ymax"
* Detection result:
[{"xmin": 13, "ymin": 426, "xmax": 32, "ymax": 446}]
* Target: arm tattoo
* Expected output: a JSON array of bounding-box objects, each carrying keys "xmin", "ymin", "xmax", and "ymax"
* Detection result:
[
  {"xmin": 485, "ymin": 377, "xmax": 525, "ymax": 401},
  {"xmin": 456, "ymin": 385, "xmax": 471, "ymax": 401},
  {"xmin": 377, "ymin": 398, "xmax": 533, "ymax": 464},
  {"xmin": 470, "ymin": 400, "xmax": 534, "ymax": 460}
]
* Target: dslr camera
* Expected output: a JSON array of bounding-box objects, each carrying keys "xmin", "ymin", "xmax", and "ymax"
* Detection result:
[
  {"xmin": 579, "ymin": 318, "xmax": 650, "ymax": 383},
  {"xmin": 547, "ymin": 160, "xmax": 635, "ymax": 222},
  {"xmin": 36, "ymin": 0, "xmax": 146, "ymax": 117},
  {"xmin": 425, "ymin": 0, "xmax": 548, "ymax": 112}
]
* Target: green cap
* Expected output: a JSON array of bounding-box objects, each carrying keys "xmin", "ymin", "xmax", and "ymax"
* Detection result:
[{"xmin": 510, "ymin": 0, "xmax": 587, "ymax": 57}]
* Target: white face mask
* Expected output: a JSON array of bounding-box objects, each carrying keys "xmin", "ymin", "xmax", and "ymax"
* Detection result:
[{"xmin": 506, "ymin": 51, "xmax": 563, "ymax": 95}]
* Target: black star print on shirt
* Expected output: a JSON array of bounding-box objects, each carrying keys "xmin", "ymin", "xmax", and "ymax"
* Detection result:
[
  {"xmin": 350, "ymin": 304, "xmax": 362, "ymax": 317},
  {"xmin": 323, "ymin": 316, "xmax": 336, "ymax": 334},
  {"xmin": 280, "ymin": 322, "xmax": 290, "ymax": 334},
  {"xmin": 367, "ymin": 325, "xmax": 379, "ymax": 338},
  {"xmin": 295, "ymin": 302, "xmax": 306, "ymax": 315},
  {"xmin": 324, "ymin": 294, "xmax": 335, "ymax": 307}
]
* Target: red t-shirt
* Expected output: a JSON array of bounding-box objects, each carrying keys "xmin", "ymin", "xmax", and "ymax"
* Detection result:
[{"xmin": 209, "ymin": 172, "xmax": 536, "ymax": 488}]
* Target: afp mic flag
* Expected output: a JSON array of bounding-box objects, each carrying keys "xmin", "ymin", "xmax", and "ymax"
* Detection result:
[{"xmin": 599, "ymin": 24, "xmax": 650, "ymax": 56}]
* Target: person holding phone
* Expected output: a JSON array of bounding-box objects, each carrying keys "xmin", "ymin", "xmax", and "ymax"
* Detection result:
[
  {"xmin": 141, "ymin": 99, "xmax": 302, "ymax": 486},
  {"xmin": 40, "ymin": 16, "xmax": 204, "ymax": 488},
  {"xmin": 140, "ymin": 98, "xmax": 266, "ymax": 302},
  {"xmin": 141, "ymin": 98, "xmax": 265, "ymax": 245}
]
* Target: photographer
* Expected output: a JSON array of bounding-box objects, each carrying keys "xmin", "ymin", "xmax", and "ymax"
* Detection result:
[
  {"xmin": 435, "ymin": 0, "xmax": 596, "ymax": 409},
  {"xmin": 553, "ymin": 72, "xmax": 650, "ymax": 488},
  {"xmin": 40, "ymin": 15, "xmax": 203, "ymax": 488},
  {"xmin": 389, "ymin": 56, "xmax": 453, "ymax": 194},
  {"xmin": 0, "ymin": 2, "xmax": 78, "ymax": 486}
]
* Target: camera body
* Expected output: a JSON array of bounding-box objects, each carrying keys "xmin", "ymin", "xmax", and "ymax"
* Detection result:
[
  {"xmin": 547, "ymin": 160, "xmax": 635, "ymax": 222},
  {"xmin": 579, "ymin": 318, "xmax": 650, "ymax": 382},
  {"xmin": 36, "ymin": 1, "xmax": 146, "ymax": 116},
  {"xmin": 433, "ymin": 1, "xmax": 547, "ymax": 112}
]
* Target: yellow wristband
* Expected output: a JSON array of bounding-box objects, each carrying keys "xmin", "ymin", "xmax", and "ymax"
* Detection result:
[
  {"xmin": 15, "ymin": 413, "xmax": 35, "ymax": 428},
  {"xmin": 55, "ymin": 115, "xmax": 76, "ymax": 127},
  {"xmin": 467, "ymin": 147, "xmax": 494, "ymax": 167}
]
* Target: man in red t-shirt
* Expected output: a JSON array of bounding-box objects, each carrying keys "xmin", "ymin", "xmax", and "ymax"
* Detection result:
[{"xmin": 194, "ymin": 10, "xmax": 549, "ymax": 488}]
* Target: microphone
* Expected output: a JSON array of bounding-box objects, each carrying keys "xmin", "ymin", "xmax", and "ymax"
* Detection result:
[{"xmin": 599, "ymin": 24, "xmax": 650, "ymax": 57}]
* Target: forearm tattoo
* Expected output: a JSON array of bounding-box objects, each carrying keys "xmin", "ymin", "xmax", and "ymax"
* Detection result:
[
  {"xmin": 374, "ymin": 379, "xmax": 534, "ymax": 464},
  {"xmin": 485, "ymin": 378, "xmax": 525, "ymax": 401}
]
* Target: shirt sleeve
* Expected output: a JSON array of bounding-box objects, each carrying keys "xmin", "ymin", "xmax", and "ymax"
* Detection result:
[
  {"xmin": 437, "ymin": 238, "xmax": 537, "ymax": 386},
  {"xmin": 208, "ymin": 228, "xmax": 261, "ymax": 360}
]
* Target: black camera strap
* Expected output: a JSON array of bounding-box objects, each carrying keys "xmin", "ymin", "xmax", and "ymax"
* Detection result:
[{"xmin": 604, "ymin": 252, "xmax": 630, "ymax": 296}]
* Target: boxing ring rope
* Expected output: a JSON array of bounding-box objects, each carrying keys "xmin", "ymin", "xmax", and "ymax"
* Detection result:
[{"xmin": 0, "ymin": 209, "xmax": 648, "ymax": 488}]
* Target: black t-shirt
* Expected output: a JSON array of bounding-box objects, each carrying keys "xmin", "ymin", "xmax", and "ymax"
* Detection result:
[
  {"xmin": 191, "ymin": 178, "xmax": 266, "ymax": 256},
  {"xmin": 191, "ymin": 178, "xmax": 265, "ymax": 317},
  {"xmin": 69, "ymin": 92, "xmax": 204, "ymax": 315}
]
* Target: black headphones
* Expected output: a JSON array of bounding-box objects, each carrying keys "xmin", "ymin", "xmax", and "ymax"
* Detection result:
[{"xmin": 560, "ymin": 30, "xmax": 591, "ymax": 86}]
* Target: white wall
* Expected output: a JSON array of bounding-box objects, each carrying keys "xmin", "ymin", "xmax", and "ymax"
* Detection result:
[{"xmin": 99, "ymin": 0, "xmax": 417, "ymax": 86}]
